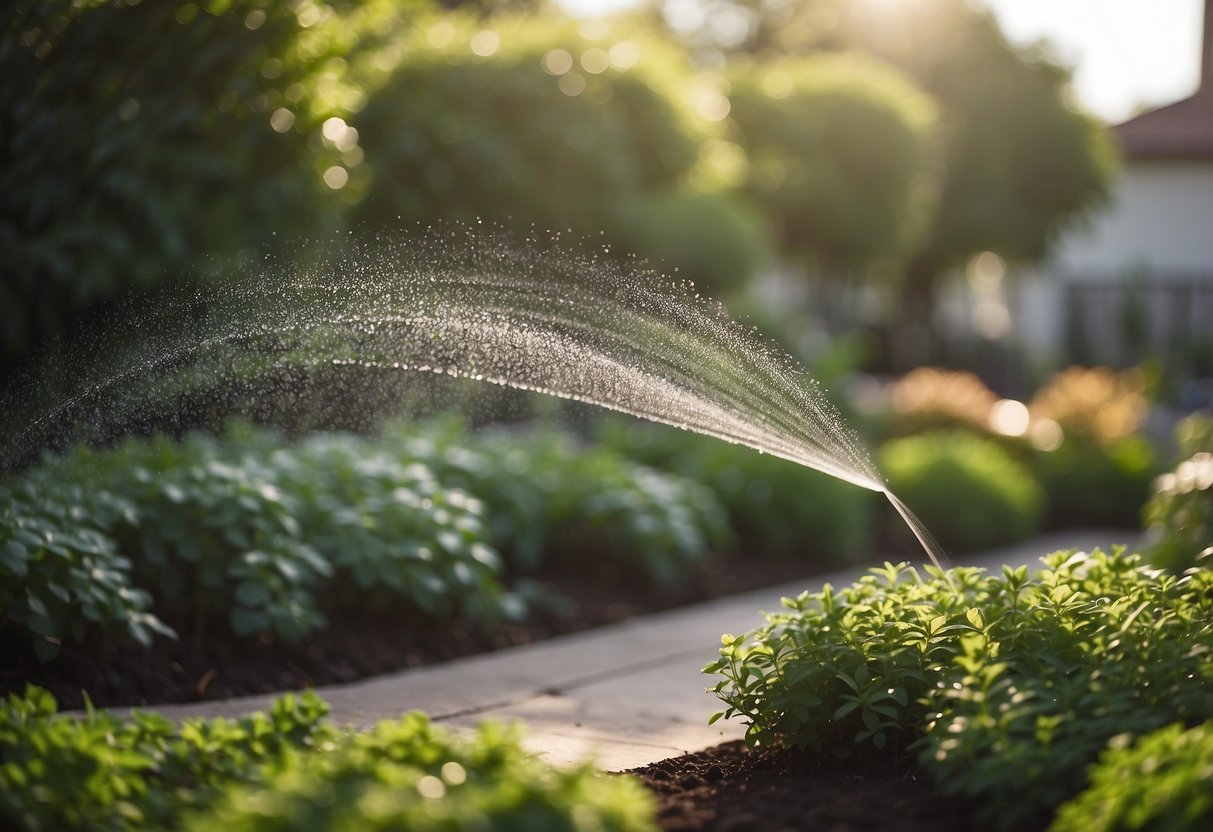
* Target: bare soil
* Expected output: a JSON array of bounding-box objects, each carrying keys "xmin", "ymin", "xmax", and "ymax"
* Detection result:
[{"xmin": 627, "ymin": 740, "xmax": 989, "ymax": 832}]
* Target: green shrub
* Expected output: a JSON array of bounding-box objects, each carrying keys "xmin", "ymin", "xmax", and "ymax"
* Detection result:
[
  {"xmin": 0, "ymin": 0, "xmax": 359, "ymax": 361},
  {"xmin": 99, "ymin": 434, "xmax": 336, "ymax": 642},
  {"xmin": 392, "ymin": 420, "xmax": 731, "ymax": 585},
  {"xmin": 1, "ymin": 426, "xmax": 515, "ymax": 655},
  {"xmin": 1031, "ymin": 435, "xmax": 1156, "ymax": 529},
  {"xmin": 3, "ymin": 418, "xmax": 731, "ymax": 657},
  {"xmin": 881, "ymin": 430, "xmax": 1042, "ymax": 553},
  {"xmin": 353, "ymin": 15, "xmax": 703, "ymax": 253},
  {"xmin": 0, "ymin": 479, "xmax": 171, "ymax": 662},
  {"xmin": 0, "ymin": 685, "xmax": 334, "ymax": 832},
  {"xmin": 1145, "ymin": 451, "xmax": 1213, "ymax": 573},
  {"xmin": 727, "ymin": 53, "xmax": 935, "ymax": 268},
  {"xmin": 1050, "ymin": 721, "xmax": 1213, "ymax": 832},
  {"xmin": 706, "ymin": 550, "xmax": 1213, "ymax": 829},
  {"xmin": 0, "ymin": 687, "xmax": 657, "ymax": 832},
  {"xmin": 618, "ymin": 190, "xmax": 771, "ymax": 296},
  {"xmin": 567, "ymin": 448, "xmax": 730, "ymax": 585},
  {"xmin": 596, "ymin": 418, "xmax": 875, "ymax": 563},
  {"xmin": 189, "ymin": 712, "xmax": 656, "ymax": 832},
  {"xmin": 273, "ymin": 432, "xmax": 517, "ymax": 622}
]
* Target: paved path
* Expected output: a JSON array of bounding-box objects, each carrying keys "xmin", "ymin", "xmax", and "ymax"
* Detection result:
[{"xmin": 128, "ymin": 529, "xmax": 1140, "ymax": 770}]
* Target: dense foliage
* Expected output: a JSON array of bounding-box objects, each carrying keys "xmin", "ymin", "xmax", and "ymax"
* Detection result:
[
  {"xmin": 594, "ymin": 417, "xmax": 875, "ymax": 563},
  {"xmin": 881, "ymin": 430, "xmax": 1042, "ymax": 552},
  {"xmin": 655, "ymin": 0, "xmax": 1115, "ymax": 357},
  {"xmin": 706, "ymin": 549, "xmax": 1213, "ymax": 829},
  {"xmin": 1033, "ymin": 434, "xmax": 1156, "ymax": 529},
  {"xmin": 877, "ymin": 365, "xmax": 1158, "ymax": 532},
  {"xmin": 1050, "ymin": 721, "xmax": 1213, "ymax": 832},
  {"xmin": 1145, "ymin": 450, "xmax": 1213, "ymax": 573},
  {"xmin": 0, "ymin": 0, "xmax": 364, "ymax": 360},
  {"xmin": 0, "ymin": 687, "xmax": 657, "ymax": 832},
  {"xmin": 354, "ymin": 17, "xmax": 697, "ymax": 238},
  {"xmin": 388, "ymin": 420, "xmax": 730, "ymax": 585},
  {"xmin": 1, "ymin": 420, "xmax": 728, "ymax": 659},
  {"xmin": 726, "ymin": 53, "xmax": 934, "ymax": 271}
]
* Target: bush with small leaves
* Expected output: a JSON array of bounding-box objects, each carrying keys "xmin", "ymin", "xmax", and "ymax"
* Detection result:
[
  {"xmin": 188, "ymin": 711, "xmax": 657, "ymax": 832},
  {"xmin": 1145, "ymin": 450, "xmax": 1213, "ymax": 573},
  {"xmin": 706, "ymin": 550, "xmax": 1213, "ymax": 829},
  {"xmin": 1050, "ymin": 721, "xmax": 1213, "ymax": 832},
  {"xmin": 881, "ymin": 430, "xmax": 1042, "ymax": 552},
  {"xmin": 0, "ymin": 687, "xmax": 657, "ymax": 832},
  {"xmin": 0, "ymin": 686, "xmax": 334, "ymax": 832}
]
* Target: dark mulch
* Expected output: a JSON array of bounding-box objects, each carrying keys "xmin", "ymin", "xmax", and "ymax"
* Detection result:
[
  {"xmin": 1, "ymin": 553, "xmax": 842, "ymax": 710},
  {"xmin": 627, "ymin": 740, "xmax": 983, "ymax": 832}
]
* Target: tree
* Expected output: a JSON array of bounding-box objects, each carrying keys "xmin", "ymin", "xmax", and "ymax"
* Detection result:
[
  {"xmin": 726, "ymin": 53, "xmax": 935, "ymax": 274},
  {"xmin": 351, "ymin": 13, "xmax": 768, "ymax": 293},
  {"xmin": 0, "ymin": 0, "xmax": 425, "ymax": 366},
  {"xmin": 652, "ymin": 0, "xmax": 1117, "ymax": 362},
  {"xmin": 848, "ymin": 1, "xmax": 1116, "ymax": 360}
]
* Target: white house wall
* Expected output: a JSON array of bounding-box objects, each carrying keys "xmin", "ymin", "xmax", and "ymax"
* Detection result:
[
  {"xmin": 1012, "ymin": 160, "xmax": 1213, "ymax": 363},
  {"xmin": 1056, "ymin": 160, "xmax": 1213, "ymax": 275}
]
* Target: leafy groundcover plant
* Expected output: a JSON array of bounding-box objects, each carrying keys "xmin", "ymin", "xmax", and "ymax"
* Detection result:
[
  {"xmin": 706, "ymin": 549, "xmax": 1213, "ymax": 830},
  {"xmin": 1, "ymin": 418, "xmax": 728, "ymax": 660},
  {"xmin": 0, "ymin": 686, "xmax": 656, "ymax": 832}
]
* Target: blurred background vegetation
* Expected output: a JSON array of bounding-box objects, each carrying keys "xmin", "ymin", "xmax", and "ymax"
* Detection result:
[{"xmin": 2, "ymin": 0, "xmax": 1115, "ymax": 377}]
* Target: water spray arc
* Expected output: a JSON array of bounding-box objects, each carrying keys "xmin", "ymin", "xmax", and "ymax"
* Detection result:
[{"xmin": 1, "ymin": 228, "xmax": 948, "ymax": 570}]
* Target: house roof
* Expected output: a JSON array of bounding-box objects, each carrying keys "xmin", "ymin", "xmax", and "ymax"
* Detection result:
[{"xmin": 1115, "ymin": 0, "xmax": 1213, "ymax": 160}]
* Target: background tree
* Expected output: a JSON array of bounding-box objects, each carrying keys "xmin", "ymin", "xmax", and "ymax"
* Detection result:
[
  {"xmin": 352, "ymin": 13, "xmax": 768, "ymax": 294},
  {"xmin": 652, "ymin": 0, "xmax": 1117, "ymax": 363},
  {"xmin": 726, "ymin": 53, "xmax": 935, "ymax": 275},
  {"xmin": 0, "ymin": 0, "xmax": 375, "ymax": 364}
]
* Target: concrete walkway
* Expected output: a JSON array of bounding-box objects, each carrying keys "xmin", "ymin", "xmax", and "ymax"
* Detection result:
[{"xmin": 131, "ymin": 529, "xmax": 1140, "ymax": 770}]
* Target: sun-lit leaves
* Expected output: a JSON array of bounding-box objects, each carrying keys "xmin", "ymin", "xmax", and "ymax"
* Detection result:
[
  {"xmin": 0, "ymin": 687, "xmax": 658, "ymax": 832},
  {"xmin": 1050, "ymin": 720, "xmax": 1213, "ymax": 832},
  {"xmin": 707, "ymin": 549, "xmax": 1213, "ymax": 829}
]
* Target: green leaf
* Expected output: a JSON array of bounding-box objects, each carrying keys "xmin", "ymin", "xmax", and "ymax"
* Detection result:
[
  {"xmin": 833, "ymin": 700, "xmax": 860, "ymax": 721},
  {"xmin": 0, "ymin": 541, "xmax": 28, "ymax": 576},
  {"xmin": 230, "ymin": 607, "xmax": 270, "ymax": 637}
]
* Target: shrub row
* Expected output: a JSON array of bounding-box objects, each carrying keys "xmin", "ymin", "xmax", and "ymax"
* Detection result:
[
  {"xmin": 593, "ymin": 417, "xmax": 876, "ymax": 564},
  {"xmin": 1, "ymin": 420, "xmax": 728, "ymax": 659},
  {"xmin": 1144, "ymin": 414, "xmax": 1213, "ymax": 573},
  {"xmin": 0, "ymin": 687, "xmax": 656, "ymax": 832},
  {"xmin": 877, "ymin": 367, "xmax": 1162, "ymax": 553},
  {"xmin": 706, "ymin": 549, "xmax": 1213, "ymax": 829}
]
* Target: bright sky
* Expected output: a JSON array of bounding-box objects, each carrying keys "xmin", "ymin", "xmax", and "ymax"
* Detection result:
[
  {"xmin": 557, "ymin": 0, "xmax": 1207, "ymax": 124},
  {"xmin": 981, "ymin": 0, "xmax": 1204, "ymax": 123}
]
